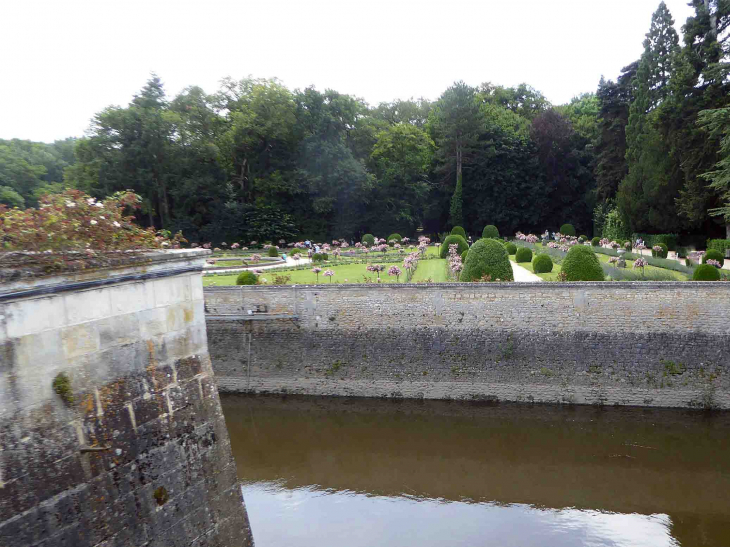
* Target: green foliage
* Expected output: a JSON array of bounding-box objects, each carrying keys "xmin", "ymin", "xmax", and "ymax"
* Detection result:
[
  {"xmin": 439, "ymin": 234, "xmax": 468, "ymax": 258},
  {"xmin": 651, "ymin": 243, "xmax": 668, "ymax": 259},
  {"xmin": 703, "ymin": 249, "xmax": 725, "ymax": 268},
  {"xmin": 312, "ymin": 253, "xmax": 328, "ymax": 262},
  {"xmin": 461, "ymin": 250, "xmax": 468, "ymax": 262},
  {"xmin": 634, "ymin": 233, "xmax": 678, "ymax": 251},
  {"xmin": 482, "ymin": 225, "xmax": 499, "ymax": 239},
  {"xmin": 450, "ymin": 173, "xmax": 463, "ymax": 228},
  {"xmin": 450, "ymin": 226, "xmax": 466, "ymax": 238},
  {"xmin": 602, "ymin": 206, "xmax": 630, "ymax": 241},
  {"xmin": 291, "ymin": 248, "xmax": 302, "ymax": 255},
  {"xmin": 235, "ymin": 271, "xmax": 258, "ymax": 285},
  {"xmin": 578, "ymin": 235, "xmax": 588, "ymax": 242},
  {"xmin": 515, "ymin": 247, "xmax": 533, "ymax": 263},
  {"xmin": 0, "ymin": 186, "xmax": 25, "ymax": 208},
  {"xmin": 693, "ymin": 264, "xmax": 721, "ymax": 281},
  {"xmin": 591, "ymin": 237, "xmax": 600, "ymax": 246},
  {"xmin": 505, "ymin": 242, "xmax": 517, "ymax": 255},
  {"xmin": 362, "ymin": 234, "xmax": 375, "ymax": 246},
  {"xmin": 52, "ymin": 372, "xmax": 73, "ymax": 405},
  {"xmin": 532, "ymin": 253, "xmax": 554, "ymax": 273},
  {"xmin": 707, "ymin": 239, "xmax": 730, "ymax": 255},
  {"xmin": 387, "ymin": 233, "xmax": 402, "ymax": 246},
  {"xmin": 561, "ymin": 246, "xmax": 605, "ymax": 281},
  {"xmin": 559, "ymin": 223, "xmax": 576, "ymax": 236},
  {"xmin": 267, "ymin": 246, "xmax": 279, "ymax": 257},
  {"xmin": 459, "ymin": 238, "xmax": 514, "ymax": 282}
]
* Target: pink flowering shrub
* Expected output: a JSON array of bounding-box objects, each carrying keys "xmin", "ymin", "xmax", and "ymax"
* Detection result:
[
  {"xmin": 366, "ymin": 264, "xmax": 385, "ymax": 280},
  {"xmin": 633, "ymin": 257, "xmax": 648, "ymax": 274},
  {"xmin": 231, "ymin": 242, "xmax": 240, "ymax": 249},
  {"xmin": 311, "ymin": 266, "xmax": 322, "ymax": 282},
  {"xmin": 526, "ymin": 234, "xmax": 538, "ymax": 244},
  {"xmin": 251, "ymin": 254, "xmax": 262, "ymax": 263},
  {"xmin": 706, "ymin": 259, "xmax": 722, "ymax": 268},
  {"xmin": 388, "ymin": 265, "xmax": 402, "ymax": 282},
  {"xmin": 323, "ymin": 269, "xmax": 335, "ymax": 282},
  {"xmin": 608, "ymin": 256, "xmax": 619, "ymax": 264}
]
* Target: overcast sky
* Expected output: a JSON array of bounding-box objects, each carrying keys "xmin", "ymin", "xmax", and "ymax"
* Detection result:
[{"xmin": 1, "ymin": 0, "xmax": 696, "ymax": 143}]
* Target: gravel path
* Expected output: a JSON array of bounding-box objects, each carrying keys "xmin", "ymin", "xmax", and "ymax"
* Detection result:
[{"xmin": 511, "ymin": 262, "xmax": 543, "ymax": 282}]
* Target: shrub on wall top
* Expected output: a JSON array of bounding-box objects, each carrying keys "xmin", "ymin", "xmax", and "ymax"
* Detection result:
[
  {"xmin": 450, "ymin": 226, "xmax": 466, "ymax": 238},
  {"xmin": 439, "ymin": 234, "xmax": 468, "ymax": 258},
  {"xmin": 559, "ymin": 223, "xmax": 576, "ymax": 237},
  {"xmin": 505, "ymin": 242, "xmax": 517, "ymax": 255},
  {"xmin": 561, "ymin": 246, "xmax": 604, "ymax": 281},
  {"xmin": 362, "ymin": 234, "xmax": 375, "ymax": 246},
  {"xmin": 515, "ymin": 247, "xmax": 532, "ymax": 263},
  {"xmin": 532, "ymin": 254, "xmax": 553, "ymax": 273},
  {"xmin": 703, "ymin": 249, "xmax": 725, "ymax": 268},
  {"xmin": 236, "ymin": 271, "xmax": 258, "ymax": 285},
  {"xmin": 459, "ymin": 238, "xmax": 514, "ymax": 282},
  {"xmin": 482, "ymin": 225, "xmax": 499, "ymax": 239},
  {"xmin": 692, "ymin": 264, "xmax": 721, "ymax": 281}
]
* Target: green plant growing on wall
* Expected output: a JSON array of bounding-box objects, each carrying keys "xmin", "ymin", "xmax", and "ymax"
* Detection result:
[{"xmin": 52, "ymin": 372, "xmax": 74, "ymax": 405}]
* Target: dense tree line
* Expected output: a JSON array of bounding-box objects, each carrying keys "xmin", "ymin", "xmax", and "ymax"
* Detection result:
[{"xmin": 1, "ymin": 1, "xmax": 727, "ymax": 243}]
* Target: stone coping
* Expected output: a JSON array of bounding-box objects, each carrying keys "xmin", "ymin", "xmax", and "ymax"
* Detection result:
[{"xmin": 204, "ymin": 280, "xmax": 730, "ymax": 292}]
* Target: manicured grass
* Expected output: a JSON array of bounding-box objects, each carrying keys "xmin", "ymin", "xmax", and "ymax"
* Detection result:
[
  {"xmin": 204, "ymin": 262, "xmax": 407, "ymax": 286},
  {"xmin": 510, "ymin": 257, "xmax": 562, "ymax": 281},
  {"xmin": 594, "ymin": 253, "xmax": 688, "ymax": 280},
  {"xmin": 411, "ymin": 259, "xmax": 448, "ymax": 282}
]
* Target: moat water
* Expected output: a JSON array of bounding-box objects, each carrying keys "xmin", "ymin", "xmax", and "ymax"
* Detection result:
[{"xmin": 221, "ymin": 395, "xmax": 730, "ymax": 547}]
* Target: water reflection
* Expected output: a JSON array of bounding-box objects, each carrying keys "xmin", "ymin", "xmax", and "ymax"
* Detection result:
[{"xmin": 221, "ymin": 395, "xmax": 730, "ymax": 547}]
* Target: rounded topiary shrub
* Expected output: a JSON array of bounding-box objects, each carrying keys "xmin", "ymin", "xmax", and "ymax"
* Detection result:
[
  {"xmin": 439, "ymin": 234, "xmax": 469, "ymax": 258},
  {"xmin": 236, "ymin": 271, "xmax": 258, "ymax": 285},
  {"xmin": 515, "ymin": 247, "xmax": 532, "ymax": 263},
  {"xmin": 651, "ymin": 242, "xmax": 668, "ymax": 258},
  {"xmin": 702, "ymin": 249, "xmax": 725, "ymax": 268},
  {"xmin": 461, "ymin": 250, "xmax": 468, "ymax": 261},
  {"xmin": 362, "ymin": 233, "xmax": 375, "ymax": 246},
  {"xmin": 459, "ymin": 238, "xmax": 514, "ymax": 282},
  {"xmin": 579, "ymin": 235, "xmax": 588, "ymax": 243},
  {"xmin": 505, "ymin": 242, "xmax": 517, "ymax": 255},
  {"xmin": 591, "ymin": 237, "xmax": 600, "ymax": 246},
  {"xmin": 267, "ymin": 246, "xmax": 279, "ymax": 257},
  {"xmin": 482, "ymin": 225, "xmax": 499, "ymax": 239},
  {"xmin": 291, "ymin": 248, "xmax": 302, "ymax": 255},
  {"xmin": 532, "ymin": 254, "xmax": 553, "ymax": 273},
  {"xmin": 450, "ymin": 226, "xmax": 466, "ymax": 238},
  {"xmin": 693, "ymin": 264, "xmax": 721, "ymax": 281},
  {"xmin": 312, "ymin": 253, "xmax": 328, "ymax": 262},
  {"xmin": 559, "ymin": 223, "xmax": 576, "ymax": 237},
  {"xmin": 561, "ymin": 245, "xmax": 605, "ymax": 281},
  {"xmin": 387, "ymin": 233, "xmax": 402, "ymax": 246}
]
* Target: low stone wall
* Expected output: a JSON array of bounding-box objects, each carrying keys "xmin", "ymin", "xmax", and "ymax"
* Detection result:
[
  {"xmin": 1, "ymin": 251, "xmax": 253, "ymax": 547},
  {"xmin": 205, "ymin": 282, "xmax": 730, "ymax": 409}
]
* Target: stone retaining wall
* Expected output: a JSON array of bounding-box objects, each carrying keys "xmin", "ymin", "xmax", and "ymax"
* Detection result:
[
  {"xmin": 1, "ymin": 251, "xmax": 253, "ymax": 547},
  {"xmin": 205, "ymin": 282, "xmax": 730, "ymax": 409}
]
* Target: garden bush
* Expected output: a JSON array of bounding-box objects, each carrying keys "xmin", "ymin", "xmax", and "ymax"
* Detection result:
[
  {"xmin": 505, "ymin": 242, "xmax": 517, "ymax": 255},
  {"xmin": 450, "ymin": 226, "xmax": 466, "ymax": 238},
  {"xmin": 459, "ymin": 238, "xmax": 513, "ymax": 282},
  {"xmin": 439, "ymin": 234, "xmax": 468, "ymax": 258},
  {"xmin": 559, "ymin": 223, "xmax": 576, "ymax": 237},
  {"xmin": 312, "ymin": 253, "xmax": 328, "ymax": 262},
  {"xmin": 591, "ymin": 237, "xmax": 600, "ymax": 246},
  {"xmin": 651, "ymin": 243, "xmax": 668, "ymax": 258},
  {"xmin": 267, "ymin": 246, "xmax": 279, "ymax": 257},
  {"xmin": 676, "ymin": 247, "xmax": 688, "ymax": 258},
  {"xmin": 702, "ymin": 249, "xmax": 725, "ymax": 268},
  {"xmin": 707, "ymin": 239, "xmax": 730, "ymax": 256},
  {"xmin": 461, "ymin": 250, "xmax": 468, "ymax": 261},
  {"xmin": 532, "ymin": 254, "xmax": 553, "ymax": 273},
  {"xmin": 362, "ymin": 234, "xmax": 375, "ymax": 246},
  {"xmin": 387, "ymin": 233, "xmax": 402, "ymax": 246},
  {"xmin": 482, "ymin": 225, "xmax": 499, "ymax": 239},
  {"xmin": 579, "ymin": 235, "xmax": 588, "ymax": 242},
  {"xmin": 561, "ymin": 246, "xmax": 604, "ymax": 281},
  {"xmin": 235, "ymin": 271, "xmax": 258, "ymax": 285},
  {"xmin": 693, "ymin": 264, "xmax": 721, "ymax": 281},
  {"xmin": 291, "ymin": 248, "xmax": 302, "ymax": 255},
  {"xmin": 515, "ymin": 247, "xmax": 532, "ymax": 263},
  {"xmin": 634, "ymin": 233, "xmax": 678, "ymax": 251}
]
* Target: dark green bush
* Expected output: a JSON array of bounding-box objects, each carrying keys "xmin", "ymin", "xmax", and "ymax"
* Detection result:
[
  {"xmin": 676, "ymin": 247, "xmax": 688, "ymax": 258},
  {"xmin": 362, "ymin": 234, "xmax": 375, "ymax": 246},
  {"xmin": 532, "ymin": 254, "xmax": 553, "ymax": 273},
  {"xmin": 505, "ymin": 242, "xmax": 517, "ymax": 255},
  {"xmin": 634, "ymin": 233, "xmax": 678, "ymax": 251},
  {"xmin": 579, "ymin": 235, "xmax": 588, "ymax": 242},
  {"xmin": 461, "ymin": 250, "xmax": 468, "ymax": 261},
  {"xmin": 561, "ymin": 246, "xmax": 605, "ymax": 281},
  {"xmin": 439, "ymin": 234, "xmax": 469, "ymax": 258},
  {"xmin": 267, "ymin": 246, "xmax": 279, "ymax": 257},
  {"xmin": 515, "ymin": 247, "xmax": 532, "ymax": 263},
  {"xmin": 450, "ymin": 226, "xmax": 466, "ymax": 239},
  {"xmin": 692, "ymin": 264, "xmax": 721, "ymax": 281},
  {"xmin": 651, "ymin": 243, "xmax": 668, "ymax": 259},
  {"xmin": 591, "ymin": 237, "xmax": 600, "ymax": 246},
  {"xmin": 707, "ymin": 239, "xmax": 730, "ymax": 256},
  {"xmin": 387, "ymin": 233, "xmax": 402, "ymax": 246},
  {"xmin": 236, "ymin": 271, "xmax": 258, "ymax": 285},
  {"xmin": 459, "ymin": 238, "xmax": 514, "ymax": 282},
  {"xmin": 482, "ymin": 225, "xmax": 499, "ymax": 239},
  {"xmin": 291, "ymin": 248, "xmax": 302, "ymax": 255},
  {"xmin": 702, "ymin": 249, "xmax": 725, "ymax": 268},
  {"xmin": 312, "ymin": 253, "xmax": 328, "ymax": 262},
  {"xmin": 559, "ymin": 223, "xmax": 576, "ymax": 237}
]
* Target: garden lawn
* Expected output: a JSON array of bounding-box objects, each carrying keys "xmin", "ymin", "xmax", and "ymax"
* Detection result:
[
  {"xmin": 594, "ymin": 253, "xmax": 688, "ymax": 280},
  {"xmin": 410, "ymin": 259, "xmax": 448, "ymax": 282},
  {"xmin": 204, "ymin": 262, "xmax": 408, "ymax": 286},
  {"xmin": 510, "ymin": 257, "xmax": 562, "ymax": 281}
]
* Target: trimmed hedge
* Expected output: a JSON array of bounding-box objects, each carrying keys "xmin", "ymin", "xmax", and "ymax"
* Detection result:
[
  {"xmin": 579, "ymin": 235, "xmax": 588, "ymax": 242},
  {"xmin": 561, "ymin": 246, "xmax": 604, "ymax": 281},
  {"xmin": 312, "ymin": 253, "xmax": 328, "ymax": 262},
  {"xmin": 439, "ymin": 234, "xmax": 469, "ymax": 258},
  {"xmin": 267, "ymin": 246, "xmax": 279, "ymax": 257},
  {"xmin": 362, "ymin": 233, "xmax": 375, "ymax": 246},
  {"xmin": 450, "ymin": 226, "xmax": 466, "ymax": 238},
  {"xmin": 291, "ymin": 248, "xmax": 302, "ymax": 255},
  {"xmin": 559, "ymin": 223, "xmax": 576, "ymax": 237},
  {"xmin": 532, "ymin": 254, "xmax": 553, "ymax": 273},
  {"xmin": 693, "ymin": 264, "xmax": 721, "ymax": 281},
  {"xmin": 515, "ymin": 247, "xmax": 532, "ymax": 263},
  {"xmin": 591, "ymin": 237, "xmax": 600, "ymax": 246},
  {"xmin": 235, "ymin": 271, "xmax": 258, "ymax": 285},
  {"xmin": 387, "ymin": 233, "xmax": 402, "ymax": 246},
  {"xmin": 634, "ymin": 233, "xmax": 678, "ymax": 251},
  {"xmin": 651, "ymin": 243, "xmax": 668, "ymax": 259},
  {"xmin": 459, "ymin": 238, "xmax": 514, "ymax": 282},
  {"xmin": 702, "ymin": 249, "xmax": 725, "ymax": 268},
  {"xmin": 505, "ymin": 242, "xmax": 517, "ymax": 255},
  {"xmin": 461, "ymin": 250, "xmax": 469, "ymax": 262},
  {"xmin": 707, "ymin": 239, "xmax": 730, "ymax": 256},
  {"xmin": 482, "ymin": 225, "xmax": 499, "ymax": 239}
]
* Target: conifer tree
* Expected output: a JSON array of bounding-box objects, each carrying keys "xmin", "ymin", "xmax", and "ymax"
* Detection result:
[{"xmin": 449, "ymin": 172, "xmax": 463, "ymax": 228}]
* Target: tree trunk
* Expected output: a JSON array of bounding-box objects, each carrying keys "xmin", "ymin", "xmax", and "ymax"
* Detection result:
[{"xmin": 456, "ymin": 144, "xmax": 462, "ymax": 182}]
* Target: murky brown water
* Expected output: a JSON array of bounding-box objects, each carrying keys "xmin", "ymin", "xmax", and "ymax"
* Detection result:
[{"xmin": 221, "ymin": 395, "xmax": 730, "ymax": 547}]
